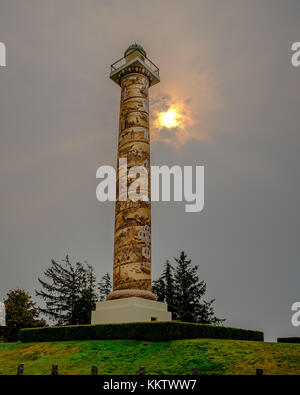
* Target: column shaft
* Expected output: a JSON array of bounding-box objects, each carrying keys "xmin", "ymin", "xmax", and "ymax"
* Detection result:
[{"xmin": 108, "ymin": 72, "xmax": 156, "ymax": 301}]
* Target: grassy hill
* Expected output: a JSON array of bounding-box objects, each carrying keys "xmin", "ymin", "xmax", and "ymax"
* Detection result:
[{"xmin": 0, "ymin": 338, "xmax": 300, "ymax": 375}]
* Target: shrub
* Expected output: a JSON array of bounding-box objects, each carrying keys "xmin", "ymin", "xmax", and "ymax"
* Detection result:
[
  {"xmin": 277, "ymin": 337, "xmax": 300, "ymax": 344},
  {"xmin": 20, "ymin": 322, "xmax": 263, "ymax": 343},
  {"xmin": 5, "ymin": 289, "xmax": 46, "ymax": 341}
]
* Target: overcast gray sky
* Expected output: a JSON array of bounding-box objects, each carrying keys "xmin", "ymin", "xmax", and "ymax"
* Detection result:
[{"xmin": 0, "ymin": 0, "xmax": 299, "ymax": 341}]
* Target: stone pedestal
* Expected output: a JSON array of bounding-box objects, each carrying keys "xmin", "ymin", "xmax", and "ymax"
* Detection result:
[{"xmin": 91, "ymin": 297, "xmax": 171, "ymax": 325}]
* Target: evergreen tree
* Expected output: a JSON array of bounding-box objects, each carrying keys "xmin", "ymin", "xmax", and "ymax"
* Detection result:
[
  {"xmin": 36, "ymin": 255, "xmax": 98, "ymax": 325},
  {"xmin": 153, "ymin": 251, "xmax": 224, "ymax": 325},
  {"xmin": 152, "ymin": 277, "xmax": 165, "ymax": 302},
  {"xmin": 5, "ymin": 289, "xmax": 46, "ymax": 341},
  {"xmin": 163, "ymin": 260, "xmax": 175, "ymax": 310},
  {"xmin": 152, "ymin": 260, "xmax": 175, "ymax": 314},
  {"xmin": 73, "ymin": 264, "xmax": 98, "ymax": 324},
  {"xmin": 98, "ymin": 273, "xmax": 112, "ymax": 301},
  {"xmin": 173, "ymin": 251, "xmax": 224, "ymax": 324}
]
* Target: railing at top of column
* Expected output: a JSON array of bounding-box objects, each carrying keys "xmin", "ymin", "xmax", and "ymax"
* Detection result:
[{"xmin": 110, "ymin": 52, "xmax": 159, "ymax": 77}]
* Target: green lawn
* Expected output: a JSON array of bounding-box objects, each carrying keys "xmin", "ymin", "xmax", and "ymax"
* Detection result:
[{"xmin": 0, "ymin": 338, "xmax": 300, "ymax": 375}]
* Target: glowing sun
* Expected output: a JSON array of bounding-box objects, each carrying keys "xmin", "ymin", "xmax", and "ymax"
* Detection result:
[{"xmin": 158, "ymin": 108, "xmax": 180, "ymax": 128}]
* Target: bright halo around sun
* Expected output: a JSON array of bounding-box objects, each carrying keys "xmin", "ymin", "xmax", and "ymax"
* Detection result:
[{"xmin": 158, "ymin": 108, "xmax": 180, "ymax": 128}]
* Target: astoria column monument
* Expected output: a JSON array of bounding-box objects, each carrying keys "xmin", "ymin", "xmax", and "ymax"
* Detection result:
[{"xmin": 92, "ymin": 44, "xmax": 171, "ymax": 324}]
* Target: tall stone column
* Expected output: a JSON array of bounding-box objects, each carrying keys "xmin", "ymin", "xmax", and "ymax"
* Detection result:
[
  {"xmin": 107, "ymin": 44, "xmax": 159, "ymax": 301},
  {"xmin": 91, "ymin": 44, "xmax": 171, "ymax": 324},
  {"xmin": 107, "ymin": 72, "xmax": 156, "ymax": 301}
]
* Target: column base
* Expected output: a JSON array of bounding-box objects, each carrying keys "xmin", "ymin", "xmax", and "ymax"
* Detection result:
[
  {"xmin": 91, "ymin": 297, "xmax": 172, "ymax": 324},
  {"xmin": 107, "ymin": 289, "xmax": 157, "ymax": 301}
]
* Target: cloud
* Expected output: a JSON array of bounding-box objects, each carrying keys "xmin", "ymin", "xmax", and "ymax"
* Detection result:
[{"xmin": 150, "ymin": 71, "xmax": 222, "ymax": 148}]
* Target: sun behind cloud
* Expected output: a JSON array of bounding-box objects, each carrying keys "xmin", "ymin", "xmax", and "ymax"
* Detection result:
[
  {"xmin": 158, "ymin": 108, "xmax": 180, "ymax": 128},
  {"xmin": 151, "ymin": 96, "xmax": 196, "ymax": 147}
]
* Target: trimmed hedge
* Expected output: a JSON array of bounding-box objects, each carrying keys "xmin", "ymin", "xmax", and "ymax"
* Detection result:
[
  {"xmin": 20, "ymin": 322, "xmax": 264, "ymax": 343},
  {"xmin": 277, "ymin": 337, "xmax": 300, "ymax": 344}
]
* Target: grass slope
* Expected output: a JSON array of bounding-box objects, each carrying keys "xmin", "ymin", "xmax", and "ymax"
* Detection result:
[{"xmin": 0, "ymin": 339, "xmax": 300, "ymax": 375}]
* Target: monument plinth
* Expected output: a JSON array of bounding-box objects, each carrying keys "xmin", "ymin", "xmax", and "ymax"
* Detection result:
[{"xmin": 91, "ymin": 44, "xmax": 171, "ymax": 324}]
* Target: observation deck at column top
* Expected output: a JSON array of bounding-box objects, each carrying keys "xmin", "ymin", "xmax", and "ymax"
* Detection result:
[{"xmin": 110, "ymin": 43, "xmax": 160, "ymax": 87}]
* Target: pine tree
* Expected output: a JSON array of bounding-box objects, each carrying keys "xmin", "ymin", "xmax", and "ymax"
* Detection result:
[
  {"xmin": 36, "ymin": 255, "xmax": 98, "ymax": 325},
  {"xmin": 73, "ymin": 264, "xmax": 98, "ymax": 324},
  {"xmin": 163, "ymin": 260, "xmax": 175, "ymax": 311},
  {"xmin": 152, "ymin": 260, "xmax": 175, "ymax": 314},
  {"xmin": 5, "ymin": 289, "xmax": 46, "ymax": 341},
  {"xmin": 173, "ymin": 251, "xmax": 224, "ymax": 324},
  {"xmin": 153, "ymin": 251, "xmax": 224, "ymax": 325},
  {"xmin": 152, "ymin": 277, "xmax": 165, "ymax": 302},
  {"xmin": 98, "ymin": 273, "xmax": 112, "ymax": 301}
]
